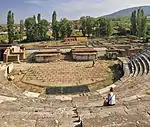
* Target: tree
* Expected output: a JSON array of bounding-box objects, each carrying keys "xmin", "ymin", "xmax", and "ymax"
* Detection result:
[
  {"xmin": 95, "ymin": 18, "xmax": 107, "ymax": 36},
  {"xmin": 137, "ymin": 8, "xmax": 142, "ymax": 38},
  {"xmin": 7, "ymin": 10, "xmax": 15, "ymax": 43},
  {"xmin": 136, "ymin": 8, "xmax": 147, "ymax": 40},
  {"xmin": 130, "ymin": 10, "xmax": 137, "ymax": 35},
  {"xmin": 94, "ymin": 18, "xmax": 113, "ymax": 37},
  {"xmin": 66, "ymin": 21, "xmax": 73, "ymax": 37},
  {"xmin": 86, "ymin": 16, "xmax": 95, "ymax": 36},
  {"xmin": 37, "ymin": 13, "xmax": 41, "ymax": 40},
  {"xmin": 59, "ymin": 18, "xmax": 73, "ymax": 38},
  {"xmin": 79, "ymin": 16, "xmax": 95, "ymax": 37},
  {"xmin": 37, "ymin": 13, "xmax": 41, "ymax": 23},
  {"xmin": 142, "ymin": 16, "xmax": 147, "ymax": 41},
  {"xmin": 25, "ymin": 15, "xmax": 49, "ymax": 42},
  {"xmin": 52, "ymin": 11, "xmax": 56, "ymax": 27},
  {"xmin": 14, "ymin": 31, "xmax": 20, "ymax": 40},
  {"xmin": 25, "ymin": 17, "xmax": 36, "ymax": 41},
  {"xmin": 39, "ymin": 19, "xmax": 49, "ymax": 40},
  {"xmin": 52, "ymin": 11, "xmax": 59, "ymax": 40},
  {"xmin": 117, "ymin": 24, "xmax": 127, "ymax": 36},
  {"xmin": 106, "ymin": 20, "xmax": 113, "ymax": 37},
  {"xmin": 32, "ymin": 15, "xmax": 39, "ymax": 41},
  {"xmin": 80, "ymin": 16, "xmax": 87, "ymax": 36},
  {"xmin": 54, "ymin": 21, "xmax": 60, "ymax": 39},
  {"xmin": 98, "ymin": 18, "xmax": 107, "ymax": 36},
  {"xmin": 20, "ymin": 20, "xmax": 24, "ymax": 41}
]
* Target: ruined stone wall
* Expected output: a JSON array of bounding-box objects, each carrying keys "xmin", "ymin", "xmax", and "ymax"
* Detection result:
[
  {"xmin": 8, "ymin": 55, "xmax": 20, "ymax": 62},
  {"xmin": 72, "ymin": 54, "xmax": 96, "ymax": 61}
]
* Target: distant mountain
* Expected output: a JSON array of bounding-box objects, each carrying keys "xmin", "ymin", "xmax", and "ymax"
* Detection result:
[{"xmin": 102, "ymin": 6, "xmax": 150, "ymax": 18}]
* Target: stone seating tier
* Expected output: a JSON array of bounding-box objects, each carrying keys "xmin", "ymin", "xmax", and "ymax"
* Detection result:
[{"xmin": 124, "ymin": 49, "xmax": 150, "ymax": 77}]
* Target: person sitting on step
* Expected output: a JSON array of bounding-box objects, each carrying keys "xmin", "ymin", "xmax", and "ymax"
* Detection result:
[{"xmin": 104, "ymin": 87, "xmax": 115, "ymax": 106}]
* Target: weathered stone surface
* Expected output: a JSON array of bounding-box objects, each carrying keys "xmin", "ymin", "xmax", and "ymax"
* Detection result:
[
  {"xmin": 0, "ymin": 95, "xmax": 17, "ymax": 103},
  {"xmin": 23, "ymin": 91, "xmax": 40, "ymax": 98},
  {"xmin": 0, "ymin": 119, "xmax": 36, "ymax": 127}
]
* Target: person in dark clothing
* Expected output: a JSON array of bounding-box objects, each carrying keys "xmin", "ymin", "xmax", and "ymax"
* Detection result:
[{"xmin": 92, "ymin": 60, "xmax": 95, "ymax": 67}]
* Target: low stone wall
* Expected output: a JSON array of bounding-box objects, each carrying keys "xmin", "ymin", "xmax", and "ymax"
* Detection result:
[
  {"xmin": 72, "ymin": 53, "xmax": 97, "ymax": 61},
  {"xmin": 60, "ymin": 54, "xmax": 72, "ymax": 60},
  {"xmin": 46, "ymin": 85, "xmax": 90, "ymax": 95},
  {"xmin": 35, "ymin": 54, "xmax": 60, "ymax": 62},
  {"xmin": 8, "ymin": 55, "xmax": 20, "ymax": 62}
]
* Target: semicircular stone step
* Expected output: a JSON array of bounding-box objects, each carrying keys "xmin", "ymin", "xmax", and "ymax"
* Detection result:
[
  {"xmin": 141, "ymin": 53, "xmax": 150, "ymax": 74},
  {"xmin": 138, "ymin": 54, "xmax": 149, "ymax": 74},
  {"xmin": 128, "ymin": 62, "xmax": 133, "ymax": 75},
  {"xmin": 131, "ymin": 60, "xmax": 136, "ymax": 76},
  {"xmin": 129, "ymin": 58, "xmax": 136, "ymax": 77},
  {"xmin": 142, "ymin": 52, "xmax": 150, "ymax": 74},
  {"xmin": 132, "ymin": 58, "xmax": 140, "ymax": 77},
  {"xmin": 136, "ymin": 56, "xmax": 144, "ymax": 76}
]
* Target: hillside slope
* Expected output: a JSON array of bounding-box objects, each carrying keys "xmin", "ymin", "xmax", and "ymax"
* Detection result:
[{"xmin": 103, "ymin": 6, "xmax": 150, "ymax": 18}]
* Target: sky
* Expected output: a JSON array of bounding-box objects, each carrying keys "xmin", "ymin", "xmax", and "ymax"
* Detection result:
[{"xmin": 0, "ymin": 0, "xmax": 150, "ymax": 24}]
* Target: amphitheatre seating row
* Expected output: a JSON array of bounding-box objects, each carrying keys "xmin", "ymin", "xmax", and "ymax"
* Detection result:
[
  {"xmin": 128, "ymin": 59, "xmax": 135, "ymax": 76},
  {"xmin": 125, "ymin": 49, "xmax": 150, "ymax": 77}
]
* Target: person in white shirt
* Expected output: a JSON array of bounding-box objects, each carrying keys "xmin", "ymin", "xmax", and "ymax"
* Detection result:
[
  {"xmin": 103, "ymin": 87, "xmax": 116, "ymax": 106},
  {"xmin": 107, "ymin": 87, "xmax": 115, "ymax": 106}
]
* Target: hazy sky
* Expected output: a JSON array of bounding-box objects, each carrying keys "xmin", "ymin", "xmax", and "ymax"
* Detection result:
[{"xmin": 0, "ymin": 0, "xmax": 150, "ymax": 24}]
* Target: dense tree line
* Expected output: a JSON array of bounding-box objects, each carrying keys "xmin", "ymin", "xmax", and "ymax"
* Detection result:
[
  {"xmin": 25, "ymin": 14, "xmax": 49, "ymax": 42},
  {"xmin": 52, "ymin": 13, "xmax": 113, "ymax": 40},
  {"xmin": 94, "ymin": 18, "xmax": 113, "ymax": 37},
  {"xmin": 7, "ymin": 11, "xmax": 26, "ymax": 43},
  {"xmin": 73, "ymin": 16, "xmax": 113, "ymax": 38},
  {"xmin": 52, "ymin": 11, "xmax": 73, "ymax": 40},
  {"xmin": 130, "ymin": 8, "xmax": 147, "ymax": 41},
  {"xmin": 6, "ymin": 8, "xmax": 149, "ymax": 43},
  {"xmin": 7, "ymin": 11, "xmax": 49, "ymax": 43}
]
